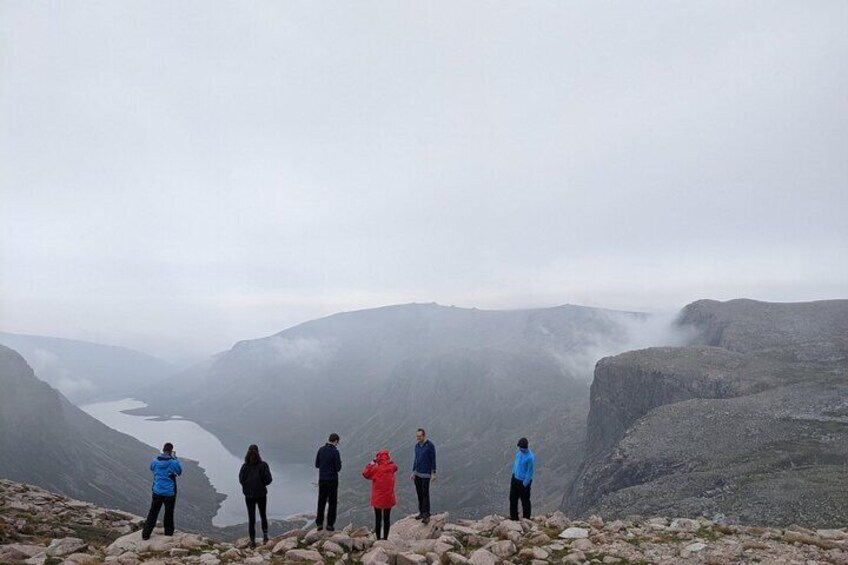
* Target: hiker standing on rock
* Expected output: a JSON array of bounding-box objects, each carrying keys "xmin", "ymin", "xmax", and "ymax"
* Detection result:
[
  {"xmin": 410, "ymin": 428, "xmax": 436, "ymax": 524},
  {"xmin": 315, "ymin": 433, "xmax": 342, "ymax": 531},
  {"xmin": 362, "ymin": 449, "xmax": 398, "ymax": 540},
  {"xmin": 239, "ymin": 444, "xmax": 273, "ymax": 548},
  {"xmin": 509, "ymin": 437, "xmax": 535, "ymax": 521},
  {"xmin": 142, "ymin": 442, "xmax": 182, "ymax": 540}
]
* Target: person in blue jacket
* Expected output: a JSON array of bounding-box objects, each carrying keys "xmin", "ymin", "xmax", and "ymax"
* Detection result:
[
  {"xmin": 142, "ymin": 442, "xmax": 182, "ymax": 539},
  {"xmin": 509, "ymin": 437, "xmax": 535, "ymax": 520},
  {"xmin": 410, "ymin": 428, "xmax": 436, "ymax": 524}
]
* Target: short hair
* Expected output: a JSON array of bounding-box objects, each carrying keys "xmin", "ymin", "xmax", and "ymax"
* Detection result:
[
  {"xmin": 417, "ymin": 428, "xmax": 426, "ymax": 436},
  {"xmin": 329, "ymin": 433, "xmax": 340, "ymax": 443},
  {"xmin": 163, "ymin": 442, "xmax": 174, "ymax": 453}
]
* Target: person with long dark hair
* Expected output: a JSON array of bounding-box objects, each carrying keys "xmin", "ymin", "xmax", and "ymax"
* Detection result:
[
  {"xmin": 362, "ymin": 449, "xmax": 398, "ymax": 540},
  {"xmin": 239, "ymin": 444, "xmax": 273, "ymax": 548}
]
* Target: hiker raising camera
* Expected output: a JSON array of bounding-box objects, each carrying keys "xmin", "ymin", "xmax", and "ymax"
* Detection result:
[{"xmin": 142, "ymin": 442, "xmax": 182, "ymax": 540}]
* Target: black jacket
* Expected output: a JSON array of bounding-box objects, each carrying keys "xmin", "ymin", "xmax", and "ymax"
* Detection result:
[
  {"xmin": 239, "ymin": 461, "xmax": 272, "ymax": 497},
  {"xmin": 315, "ymin": 443, "xmax": 342, "ymax": 481}
]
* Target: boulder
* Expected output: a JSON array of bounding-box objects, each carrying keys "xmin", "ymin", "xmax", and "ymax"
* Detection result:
[
  {"xmin": 361, "ymin": 546, "xmax": 392, "ymax": 565},
  {"xmin": 397, "ymin": 553, "xmax": 428, "ymax": 565},
  {"xmin": 487, "ymin": 540, "xmax": 516, "ymax": 558},
  {"xmin": 106, "ymin": 530, "xmax": 207, "ymax": 556},
  {"xmin": 389, "ymin": 513, "xmax": 448, "ymax": 542},
  {"xmin": 468, "ymin": 548, "xmax": 499, "ymax": 565},
  {"xmin": 285, "ymin": 548, "xmax": 325, "ymax": 563},
  {"xmin": 47, "ymin": 538, "xmax": 87, "ymax": 557},
  {"xmin": 272, "ymin": 538, "xmax": 298, "ymax": 554},
  {"xmin": 0, "ymin": 544, "xmax": 47, "ymax": 561},
  {"xmin": 558, "ymin": 527, "xmax": 589, "ymax": 539}
]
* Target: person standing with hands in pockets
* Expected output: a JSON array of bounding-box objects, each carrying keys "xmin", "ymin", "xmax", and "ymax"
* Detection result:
[{"xmin": 410, "ymin": 428, "xmax": 436, "ymax": 524}]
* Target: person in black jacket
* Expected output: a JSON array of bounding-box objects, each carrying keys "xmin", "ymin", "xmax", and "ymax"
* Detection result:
[
  {"xmin": 239, "ymin": 444, "xmax": 273, "ymax": 548},
  {"xmin": 314, "ymin": 433, "xmax": 342, "ymax": 531}
]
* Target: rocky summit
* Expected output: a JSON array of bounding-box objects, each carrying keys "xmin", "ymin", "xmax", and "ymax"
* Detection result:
[{"xmin": 3, "ymin": 479, "xmax": 848, "ymax": 564}]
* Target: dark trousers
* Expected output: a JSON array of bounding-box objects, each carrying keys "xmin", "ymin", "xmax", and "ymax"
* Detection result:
[
  {"xmin": 414, "ymin": 476, "xmax": 431, "ymax": 516},
  {"xmin": 316, "ymin": 480, "xmax": 338, "ymax": 527},
  {"xmin": 374, "ymin": 508, "xmax": 392, "ymax": 540},
  {"xmin": 142, "ymin": 494, "xmax": 176, "ymax": 538},
  {"xmin": 245, "ymin": 496, "xmax": 268, "ymax": 542},
  {"xmin": 509, "ymin": 475, "xmax": 532, "ymax": 520}
]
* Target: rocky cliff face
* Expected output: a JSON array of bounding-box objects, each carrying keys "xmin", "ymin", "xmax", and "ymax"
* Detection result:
[
  {"xmin": 564, "ymin": 299, "xmax": 848, "ymax": 527},
  {"xmin": 0, "ymin": 345, "xmax": 221, "ymax": 533},
  {"xmin": 3, "ymin": 478, "xmax": 847, "ymax": 565}
]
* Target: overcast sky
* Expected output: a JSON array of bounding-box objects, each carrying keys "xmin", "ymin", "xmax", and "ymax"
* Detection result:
[{"xmin": 1, "ymin": 1, "xmax": 846, "ymax": 361}]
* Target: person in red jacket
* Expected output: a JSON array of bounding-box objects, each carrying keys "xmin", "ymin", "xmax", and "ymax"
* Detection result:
[{"xmin": 362, "ymin": 449, "xmax": 398, "ymax": 540}]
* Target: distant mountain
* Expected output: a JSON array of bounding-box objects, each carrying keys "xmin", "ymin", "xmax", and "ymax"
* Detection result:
[
  {"xmin": 138, "ymin": 302, "xmax": 667, "ymax": 520},
  {"xmin": 0, "ymin": 344, "xmax": 221, "ymax": 533},
  {"xmin": 564, "ymin": 299, "xmax": 848, "ymax": 527},
  {"xmin": 0, "ymin": 332, "xmax": 175, "ymax": 404}
]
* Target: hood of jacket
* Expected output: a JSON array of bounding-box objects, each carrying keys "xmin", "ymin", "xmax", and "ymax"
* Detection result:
[{"xmin": 375, "ymin": 449, "xmax": 392, "ymax": 464}]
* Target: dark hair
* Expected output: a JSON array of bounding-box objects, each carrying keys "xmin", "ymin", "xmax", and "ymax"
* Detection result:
[
  {"xmin": 517, "ymin": 437, "xmax": 529, "ymax": 449},
  {"xmin": 328, "ymin": 433, "xmax": 340, "ymax": 443},
  {"xmin": 417, "ymin": 428, "xmax": 426, "ymax": 436},
  {"xmin": 163, "ymin": 442, "xmax": 174, "ymax": 453},
  {"xmin": 245, "ymin": 444, "xmax": 262, "ymax": 464}
]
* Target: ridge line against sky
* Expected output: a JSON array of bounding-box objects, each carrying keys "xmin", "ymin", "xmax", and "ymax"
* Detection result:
[{"xmin": 1, "ymin": 1, "xmax": 846, "ymax": 361}]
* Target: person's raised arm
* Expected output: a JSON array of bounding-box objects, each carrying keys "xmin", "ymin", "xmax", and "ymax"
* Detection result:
[{"xmin": 172, "ymin": 458, "xmax": 183, "ymax": 476}]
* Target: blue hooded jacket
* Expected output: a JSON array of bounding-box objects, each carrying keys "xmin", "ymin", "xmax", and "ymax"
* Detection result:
[
  {"xmin": 512, "ymin": 448, "xmax": 535, "ymax": 487},
  {"xmin": 150, "ymin": 453, "xmax": 182, "ymax": 496}
]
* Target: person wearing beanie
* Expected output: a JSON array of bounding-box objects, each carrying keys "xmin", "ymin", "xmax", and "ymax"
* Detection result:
[
  {"xmin": 509, "ymin": 437, "xmax": 535, "ymax": 520},
  {"xmin": 142, "ymin": 442, "xmax": 182, "ymax": 540}
]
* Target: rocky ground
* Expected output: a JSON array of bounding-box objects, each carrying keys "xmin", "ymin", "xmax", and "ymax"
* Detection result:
[{"xmin": 2, "ymin": 479, "xmax": 848, "ymax": 564}]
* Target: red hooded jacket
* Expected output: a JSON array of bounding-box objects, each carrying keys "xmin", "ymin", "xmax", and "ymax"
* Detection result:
[{"xmin": 362, "ymin": 449, "xmax": 398, "ymax": 509}]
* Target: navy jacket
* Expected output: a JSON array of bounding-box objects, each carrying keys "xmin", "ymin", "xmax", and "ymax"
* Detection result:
[
  {"xmin": 315, "ymin": 443, "xmax": 342, "ymax": 481},
  {"xmin": 413, "ymin": 440, "xmax": 437, "ymax": 475}
]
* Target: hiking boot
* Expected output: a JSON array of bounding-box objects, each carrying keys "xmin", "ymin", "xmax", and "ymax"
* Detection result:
[
  {"xmin": 414, "ymin": 513, "xmax": 424, "ymax": 520},
  {"xmin": 316, "ymin": 524, "xmax": 324, "ymax": 531},
  {"xmin": 422, "ymin": 514, "xmax": 430, "ymax": 525},
  {"xmin": 327, "ymin": 525, "xmax": 335, "ymax": 532},
  {"xmin": 249, "ymin": 540, "xmax": 256, "ymax": 549},
  {"xmin": 262, "ymin": 533, "xmax": 269, "ymax": 545}
]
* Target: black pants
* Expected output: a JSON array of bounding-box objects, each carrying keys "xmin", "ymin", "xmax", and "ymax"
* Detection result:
[
  {"xmin": 374, "ymin": 508, "xmax": 392, "ymax": 540},
  {"xmin": 316, "ymin": 480, "xmax": 338, "ymax": 527},
  {"xmin": 509, "ymin": 475, "xmax": 532, "ymax": 520},
  {"xmin": 245, "ymin": 496, "xmax": 268, "ymax": 541},
  {"xmin": 142, "ymin": 494, "xmax": 176, "ymax": 538},
  {"xmin": 414, "ymin": 476, "xmax": 431, "ymax": 516}
]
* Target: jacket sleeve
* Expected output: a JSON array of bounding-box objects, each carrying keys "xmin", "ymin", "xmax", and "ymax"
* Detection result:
[
  {"xmin": 239, "ymin": 464, "xmax": 247, "ymax": 486},
  {"xmin": 362, "ymin": 462, "xmax": 375, "ymax": 479},
  {"xmin": 172, "ymin": 459, "xmax": 183, "ymax": 476},
  {"xmin": 315, "ymin": 449, "xmax": 321, "ymax": 469},
  {"xmin": 150, "ymin": 460, "xmax": 155, "ymax": 473},
  {"xmin": 335, "ymin": 450, "xmax": 342, "ymax": 473},
  {"xmin": 523, "ymin": 456, "xmax": 535, "ymax": 487},
  {"xmin": 263, "ymin": 462, "xmax": 273, "ymax": 486}
]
